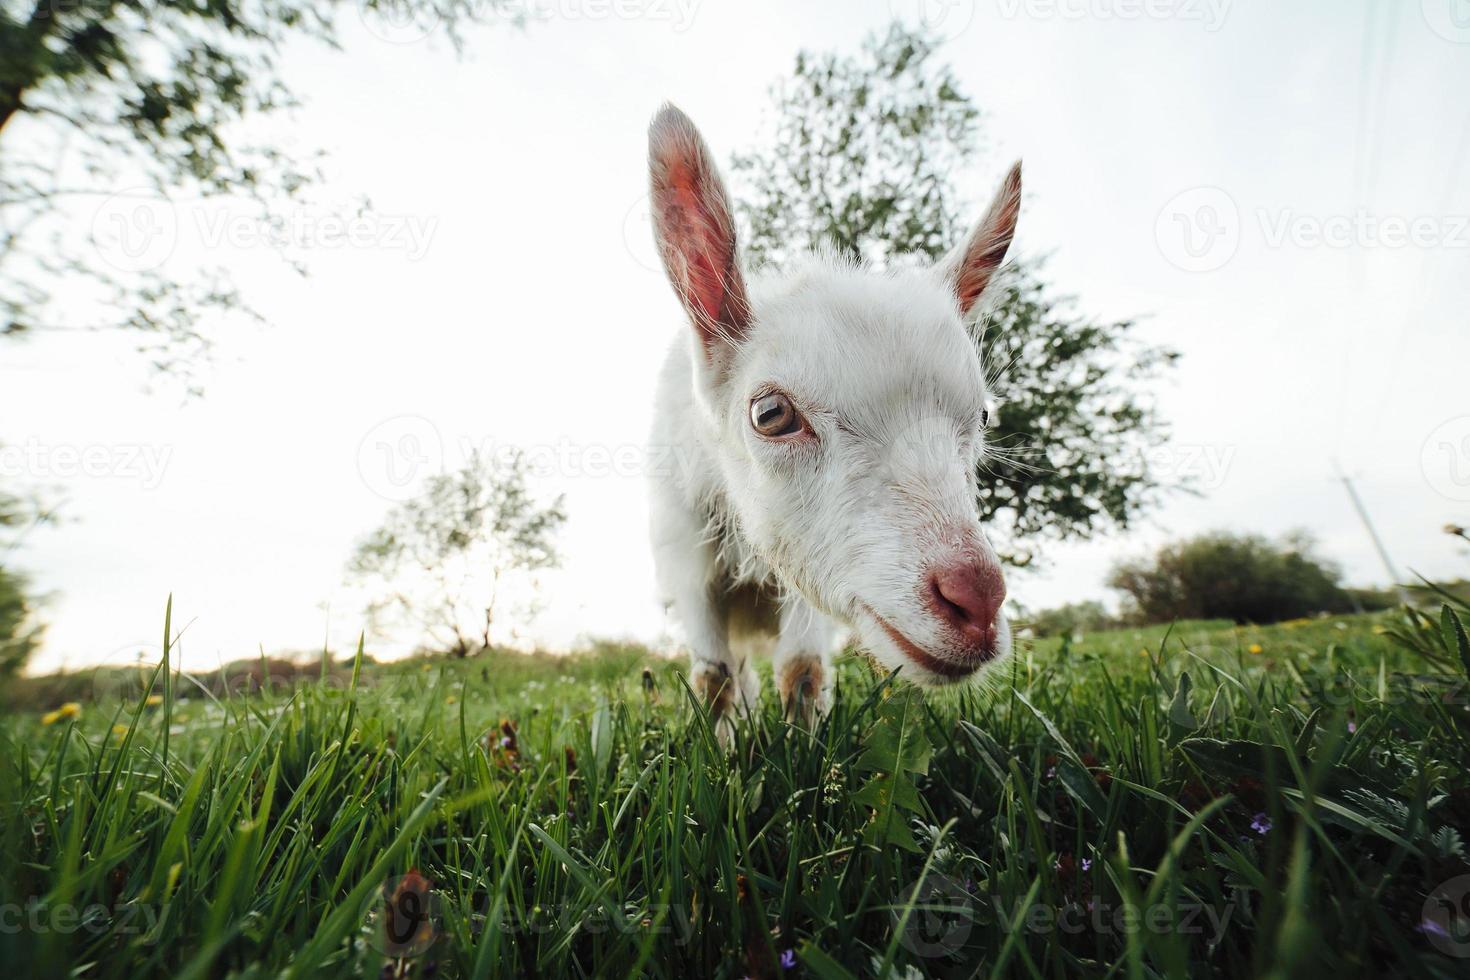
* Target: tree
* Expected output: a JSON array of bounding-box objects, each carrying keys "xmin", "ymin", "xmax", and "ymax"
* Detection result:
[
  {"xmin": 347, "ymin": 451, "xmax": 566, "ymax": 657},
  {"xmin": 1025, "ymin": 600, "xmax": 1120, "ymax": 639},
  {"xmin": 0, "ymin": 566, "xmax": 40, "ymax": 678},
  {"xmin": 0, "ymin": 486, "xmax": 48, "ymax": 677},
  {"xmin": 0, "ymin": 0, "xmax": 515, "ymax": 391},
  {"xmin": 730, "ymin": 24, "xmax": 1177, "ymax": 566},
  {"xmin": 1107, "ymin": 531, "xmax": 1355, "ymax": 625}
]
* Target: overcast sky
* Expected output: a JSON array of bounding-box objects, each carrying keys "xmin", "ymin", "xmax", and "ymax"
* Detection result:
[{"xmin": 5, "ymin": 0, "xmax": 1470, "ymax": 674}]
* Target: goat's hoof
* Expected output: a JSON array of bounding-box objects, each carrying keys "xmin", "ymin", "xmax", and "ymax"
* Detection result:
[
  {"xmin": 691, "ymin": 661, "xmax": 754, "ymax": 749},
  {"xmin": 778, "ymin": 655, "xmax": 830, "ymax": 730}
]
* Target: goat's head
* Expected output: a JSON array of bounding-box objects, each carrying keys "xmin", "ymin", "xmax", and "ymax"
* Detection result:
[{"xmin": 648, "ymin": 104, "xmax": 1018, "ymax": 685}]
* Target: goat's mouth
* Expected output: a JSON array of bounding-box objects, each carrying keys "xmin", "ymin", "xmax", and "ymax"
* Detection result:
[{"xmin": 860, "ymin": 605, "xmax": 1001, "ymax": 683}]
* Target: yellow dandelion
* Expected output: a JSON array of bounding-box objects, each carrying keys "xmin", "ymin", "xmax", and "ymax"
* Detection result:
[
  {"xmin": 112, "ymin": 724, "xmax": 129, "ymax": 738},
  {"xmin": 1248, "ymin": 643, "xmax": 1263, "ymax": 654},
  {"xmin": 445, "ymin": 695, "xmax": 457, "ymax": 705},
  {"xmin": 145, "ymin": 694, "xmax": 164, "ymax": 707},
  {"xmin": 41, "ymin": 702, "xmax": 82, "ymax": 726}
]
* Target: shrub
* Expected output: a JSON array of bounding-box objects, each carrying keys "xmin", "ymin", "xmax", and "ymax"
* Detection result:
[
  {"xmin": 0, "ymin": 566, "xmax": 41, "ymax": 678},
  {"xmin": 1025, "ymin": 600, "xmax": 1121, "ymax": 638},
  {"xmin": 1107, "ymin": 530, "xmax": 1355, "ymax": 625}
]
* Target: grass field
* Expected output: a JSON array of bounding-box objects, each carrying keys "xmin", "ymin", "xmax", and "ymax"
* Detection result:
[{"xmin": 2, "ymin": 606, "xmax": 1469, "ymax": 978}]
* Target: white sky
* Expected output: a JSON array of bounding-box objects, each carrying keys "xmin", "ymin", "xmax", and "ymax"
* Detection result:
[{"xmin": 4, "ymin": 0, "xmax": 1470, "ymax": 675}]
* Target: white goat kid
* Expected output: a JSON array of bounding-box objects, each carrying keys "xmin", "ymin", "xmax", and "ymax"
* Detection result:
[{"xmin": 647, "ymin": 104, "xmax": 1018, "ymax": 739}]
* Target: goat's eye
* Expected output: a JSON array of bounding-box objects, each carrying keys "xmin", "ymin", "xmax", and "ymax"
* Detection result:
[{"xmin": 750, "ymin": 392, "xmax": 802, "ymax": 438}]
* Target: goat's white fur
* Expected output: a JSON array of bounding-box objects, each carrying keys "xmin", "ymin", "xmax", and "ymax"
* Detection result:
[{"xmin": 646, "ymin": 104, "xmax": 1018, "ymax": 736}]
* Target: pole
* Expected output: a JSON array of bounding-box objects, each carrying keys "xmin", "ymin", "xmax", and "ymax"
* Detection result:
[{"xmin": 1333, "ymin": 460, "xmax": 1411, "ymax": 603}]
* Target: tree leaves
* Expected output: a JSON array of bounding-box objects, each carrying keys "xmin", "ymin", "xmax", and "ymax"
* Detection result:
[
  {"xmin": 731, "ymin": 23, "xmax": 1177, "ymax": 566},
  {"xmin": 346, "ymin": 449, "xmax": 566, "ymax": 655}
]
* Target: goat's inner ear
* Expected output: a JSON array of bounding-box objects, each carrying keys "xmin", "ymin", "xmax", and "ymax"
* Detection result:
[
  {"xmin": 943, "ymin": 161, "xmax": 1023, "ymax": 316},
  {"xmin": 647, "ymin": 104, "xmax": 752, "ymax": 368}
]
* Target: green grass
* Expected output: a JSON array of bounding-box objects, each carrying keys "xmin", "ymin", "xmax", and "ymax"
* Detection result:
[{"xmin": 2, "ymin": 605, "xmax": 1468, "ymax": 978}]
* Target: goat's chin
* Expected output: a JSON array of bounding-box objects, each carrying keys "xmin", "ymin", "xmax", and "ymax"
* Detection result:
[{"xmin": 856, "ymin": 606, "xmax": 1011, "ymax": 687}]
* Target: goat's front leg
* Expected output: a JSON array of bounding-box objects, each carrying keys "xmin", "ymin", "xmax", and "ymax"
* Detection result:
[
  {"xmin": 773, "ymin": 596, "xmax": 839, "ymax": 729},
  {"xmin": 653, "ymin": 502, "xmax": 757, "ymax": 746}
]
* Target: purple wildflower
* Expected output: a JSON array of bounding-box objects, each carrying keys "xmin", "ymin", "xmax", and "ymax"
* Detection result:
[
  {"xmin": 499, "ymin": 736, "xmax": 512, "ymax": 749},
  {"xmin": 1347, "ymin": 721, "xmax": 1357, "ymax": 734},
  {"xmin": 1081, "ymin": 858, "xmax": 1093, "ymax": 872},
  {"xmin": 780, "ymin": 949, "xmax": 797, "ymax": 970},
  {"xmin": 1250, "ymin": 812, "xmax": 1272, "ymax": 835}
]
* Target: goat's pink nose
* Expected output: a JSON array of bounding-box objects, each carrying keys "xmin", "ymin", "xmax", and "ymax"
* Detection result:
[{"xmin": 928, "ymin": 562, "xmax": 1006, "ymax": 644}]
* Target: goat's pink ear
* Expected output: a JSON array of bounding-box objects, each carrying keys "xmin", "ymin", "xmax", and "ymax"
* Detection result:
[
  {"xmin": 942, "ymin": 162, "xmax": 1022, "ymax": 316},
  {"xmin": 648, "ymin": 104, "xmax": 751, "ymax": 361}
]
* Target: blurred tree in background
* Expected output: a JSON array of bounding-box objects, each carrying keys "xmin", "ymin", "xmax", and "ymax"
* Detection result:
[
  {"xmin": 732, "ymin": 24, "xmax": 1178, "ymax": 567},
  {"xmin": 348, "ymin": 451, "xmax": 566, "ymax": 658},
  {"xmin": 0, "ymin": 487, "xmax": 47, "ymax": 676},
  {"xmin": 1107, "ymin": 530, "xmax": 1359, "ymax": 625},
  {"xmin": 1024, "ymin": 600, "xmax": 1123, "ymax": 639},
  {"xmin": 0, "ymin": 0, "xmax": 516, "ymax": 391},
  {"xmin": 0, "ymin": 566, "xmax": 40, "ymax": 677},
  {"xmin": 1, "ymin": 0, "xmax": 517, "ymax": 670}
]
